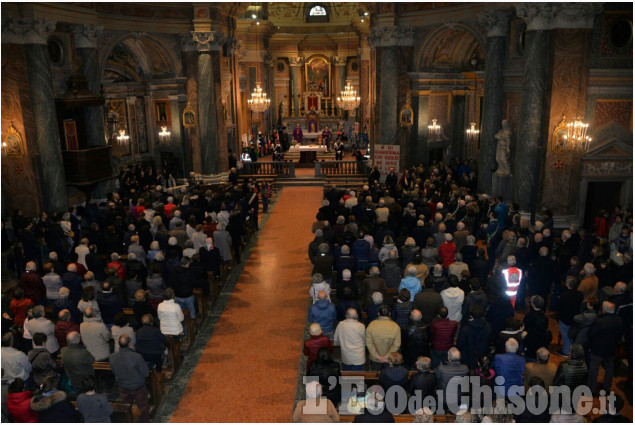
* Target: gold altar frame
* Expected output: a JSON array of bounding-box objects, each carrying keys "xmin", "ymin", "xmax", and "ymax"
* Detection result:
[
  {"xmin": 304, "ymin": 55, "xmax": 331, "ymax": 99},
  {"xmin": 2, "ymin": 122, "xmax": 24, "ymax": 157}
]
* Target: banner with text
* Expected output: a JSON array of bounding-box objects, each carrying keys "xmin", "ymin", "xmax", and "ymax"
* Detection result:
[{"xmin": 374, "ymin": 144, "xmax": 400, "ymax": 182}]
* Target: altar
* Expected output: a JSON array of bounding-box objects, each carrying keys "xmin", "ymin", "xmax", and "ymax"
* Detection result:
[{"xmin": 288, "ymin": 144, "xmax": 327, "ymax": 164}]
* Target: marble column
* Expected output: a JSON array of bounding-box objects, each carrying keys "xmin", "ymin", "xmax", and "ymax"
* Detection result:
[
  {"xmin": 477, "ymin": 10, "xmax": 510, "ymax": 194},
  {"xmin": 333, "ymin": 56, "xmax": 347, "ymax": 115},
  {"xmin": 125, "ymin": 96, "xmax": 138, "ymax": 158},
  {"xmin": 369, "ymin": 26, "xmax": 414, "ymax": 146},
  {"xmin": 18, "ymin": 19, "xmax": 68, "ymax": 212},
  {"xmin": 514, "ymin": 6, "xmax": 552, "ymax": 212},
  {"xmin": 192, "ymin": 31, "xmax": 224, "ymax": 175},
  {"xmin": 289, "ymin": 57, "xmax": 303, "ymax": 118},
  {"xmin": 379, "ymin": 47, "xmax": 398, "ymax": 145},
  {"xmin": 73, "ymin": 24, "xmax": 106, "ymax": 147}
]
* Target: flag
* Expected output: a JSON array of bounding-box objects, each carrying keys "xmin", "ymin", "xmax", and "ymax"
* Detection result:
[{"xmin": 249, "ymin": 191, "xmax": 257, "ymax": 205}]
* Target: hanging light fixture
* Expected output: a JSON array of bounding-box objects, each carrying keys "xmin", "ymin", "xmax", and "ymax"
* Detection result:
[
  {"xmin": 338, "ymin": 13, "xmax": 361, "ymax": 112},
  {"xmin": 247, "ymin": 83, "xmax": 271, "ymax": 112},
  {"xmin": 466, "ymin": 68, "xmax": 480, "ymax": 145},
  {"xmin": 116, "ymin": 129, "xmax": 129, "ymax": 143},
  {"xmin": 466, "ymin": 122, "xmax": 480, "ymax": 142},
  {"xmin": 337, "ymin": 79, "xmax": 361, "ymax": 111},
  {"xmin": 428, "ymin": 119, "xmax": 441, "ymax": 139},
  {"xmin": 158, "ymin": 126, "xmax": 171, "ymax": 143},
  {"xmin": 563, "ymin": 118, "xmax": 591, "ymax": 152},
  {"xmin": 563, "ymin": 30, "xmax": 592, "ymax": 153}
]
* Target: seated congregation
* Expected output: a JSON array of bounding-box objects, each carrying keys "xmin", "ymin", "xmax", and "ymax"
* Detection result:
[
  {"xmin": 297, "ymin": 162, "xmax": 632, "ymax": 423},
  {"xmin": 1, "ymin": 164, "xmax": 266, "ymax": 422}
]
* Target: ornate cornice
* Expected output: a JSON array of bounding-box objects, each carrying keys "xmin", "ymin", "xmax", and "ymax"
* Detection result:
[
  {"xmin": 1, "ymin": 17, "xmax": 56, "ymax": 45},
  {"xmin": 478, "ymin": 10, "xmax": 511, "ymax": 38},
  {"xmin": 367, "ymin": 26, "xmax": 414, "ymax": 48},
  {"xmin": 190, "ymin": 31, "xmax": 225, "ymax": 52},
  {"xmin": 72, "ymin": 24, "xmax": 104, "ymax": 49},
  {"xmin": 516, "ymin": 3, "xmax": 601, "ymax": 31}
]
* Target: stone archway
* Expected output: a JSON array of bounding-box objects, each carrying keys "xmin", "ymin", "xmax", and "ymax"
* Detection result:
[{"xmin": 415, "ymin": 24, "xmax": 486, "ymax": 72}]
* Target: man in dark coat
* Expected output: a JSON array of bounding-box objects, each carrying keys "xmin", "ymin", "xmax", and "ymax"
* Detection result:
[
  {"xmin": 457, "ymin": 304, "xmax": 491, "ymax": 371},
  {"xmin": 586, "ymin": 301, "xmax": 624, "ymax": 393},
  {"xmin": 401, "ymin": 309, "xmax": 431, "ymax": 369},
  {"xmin": 61, "ymin": 263, "xmax": 83, "ymax": 304},
  {"xmin": 85, "ymin": 245, "xmax": 107, "ymax": 281},
  {"xmin": 527, "ymin": 246, "xmax": 558, "ymax": 301}
]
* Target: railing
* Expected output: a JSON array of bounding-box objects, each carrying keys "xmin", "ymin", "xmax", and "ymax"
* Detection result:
[
  {"xmin": 315, "ymin": 160, "xmax": 368, "ymax": 177},
  {"xmin": 242, "ymin": 161, "xmax": 295, "ymax": 177}
]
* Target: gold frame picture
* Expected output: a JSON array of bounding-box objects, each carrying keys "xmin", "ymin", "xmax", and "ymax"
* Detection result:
[
  {"xmin": 182, "ymin": 104, "xmax": 196, "ymax": 128},
  {"xmin": 400, "ymin": 105, "xmax": 414, "ymax": 127},
  {"xmin": 304, "ymin": 55, "xmax": 331, "ymax": 98},
  {"xmin": 154, "ymin": 100, "xmax": 170, "ymax": 126},
  {"xmin": 551, "ymin": 114, "xmax": 568, "ymax": 153}
]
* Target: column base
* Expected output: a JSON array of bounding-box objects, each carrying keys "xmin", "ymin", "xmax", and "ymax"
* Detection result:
[{"xmin": 492, "ymin": 173, "xmax": 513, "ymax": 202}]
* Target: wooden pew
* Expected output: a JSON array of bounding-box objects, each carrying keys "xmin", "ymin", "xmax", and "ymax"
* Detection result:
[
  {"xmin": 192, "ymin": 288, "xmax": 207, "ymax": 318},
  {"xmin": 71, "ymin": 400, "xmax": 134, "ymax": 423}
]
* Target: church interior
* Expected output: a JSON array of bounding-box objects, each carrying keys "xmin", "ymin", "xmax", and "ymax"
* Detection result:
[{"xmin": 0, "ymin": 2, "xmax": 633, "ymax": 423}]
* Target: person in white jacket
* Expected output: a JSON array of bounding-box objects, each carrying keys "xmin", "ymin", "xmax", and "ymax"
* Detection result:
[
  {"xmin": 157, "ymin": 288, "xmax": 184, "ymax": 336},
  {"xmin": 441, "ymin": 277, "xmax": 465, "ymax": 322},
  {"xmin": 309, "ymin": 273, "xmax": 331, "ymax": 303},
  {"xmin": 333, "ymin": 308, "xmax": 366, "ymax": 370}
]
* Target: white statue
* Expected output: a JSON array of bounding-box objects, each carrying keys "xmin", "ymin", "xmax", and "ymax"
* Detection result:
[{"xmin": 495, "ymin": 119, "xmax": 512, "ymax": 175}]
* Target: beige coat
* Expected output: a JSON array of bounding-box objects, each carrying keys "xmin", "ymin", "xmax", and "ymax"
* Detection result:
[{"xmin": 365, "ymin": 316, "xmax": 401, "ymax": 362}]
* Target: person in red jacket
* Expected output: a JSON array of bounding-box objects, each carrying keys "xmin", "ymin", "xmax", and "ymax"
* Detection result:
[
  {"xmin": 594, "ymin": 210, "xmax": 609, "ymax": 242},
  {"xmin": 6, "ymin": 378, "xmax": 38, "ymax": 422},
  {"xmin": 10, "ymin": 288, "xmax": 32, "ymax": 328},
  {"xmin": 20, "ymin": 262, "xmax": 45, "ymax": 306},
  {"xmin": 303, "ymin": 323, "xmax": 333, "ymax": 372},
  {"xmin": 439, "ymin": 233, "xmax": 457, "ymax": 268},
  {"xmin": 107, "ymin": 253, "xmax": 127, "ymax": 280},
  {"xmin": 54, "ymin": 310, "xmax": 80, "ymax": 349},
  {"xmin": 430, "ymin": 307, "xmax": 458, "ymax": 369}
]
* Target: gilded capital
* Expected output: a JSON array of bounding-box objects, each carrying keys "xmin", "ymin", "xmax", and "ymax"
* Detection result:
[
  {"xmin": 191, "ymin": 31, "xmax": 225, "ymax": 52},
  {"xmin": 288, "ymin": 57, "xmax": 304, "ymax": 67}
]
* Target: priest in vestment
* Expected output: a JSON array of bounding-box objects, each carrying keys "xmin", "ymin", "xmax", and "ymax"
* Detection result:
[
  {"xmin": 321, "ymin": 126, "xmax": 332, "ymax": 151},
  {"xmin": 293, "ymin": 123, "xmax": 303, "ymax": 144}
]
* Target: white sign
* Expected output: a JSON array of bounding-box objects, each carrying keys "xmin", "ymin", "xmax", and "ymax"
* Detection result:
[{"xmin": 374, "ymin": 144, "xmax": 400, "ymax": 181}]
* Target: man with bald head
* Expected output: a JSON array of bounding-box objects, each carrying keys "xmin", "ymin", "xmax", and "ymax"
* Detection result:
[
  {"xmin": 308, "ymin": 290, "xmax": 336, "ymax": 338},
  {"xmin": 54, "ymin": 309, "xmax": 79, "ymax": 348},
  {"xmin": 62, "ymin": 262, "xmax": 83, "ymax": 304},
  {"xmin": 334, "ymin": 308, "xmax": 366, "ymax": 371},
  {"xmin": 60, "ymin": 331, "xmax": 95, "ymax": 391},
  {"xmin": 110, "ymin": 334, "xmax": 150, "ymax": 422},
  {"xmin": 402, "ymin": 309, "xmax": 431, "ymax": 369}
]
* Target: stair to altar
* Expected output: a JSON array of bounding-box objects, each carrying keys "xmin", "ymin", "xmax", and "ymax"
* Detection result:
[{"xmin": 275, "ymin": 175, "xmax": 326, "ymax": 187}]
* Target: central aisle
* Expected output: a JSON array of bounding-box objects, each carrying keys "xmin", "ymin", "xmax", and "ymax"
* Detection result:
[{"xmin": 171, "ymin": 187, "xmax": 323, "ymax": 423}]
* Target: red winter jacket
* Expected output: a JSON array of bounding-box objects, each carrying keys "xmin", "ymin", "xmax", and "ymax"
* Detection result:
[
  {"xmin": 10, "ymin": 298, "xmax": 33, "ymax": 328},
  {"xmin": 7, "ymin": 390, "xmax": 38, "ymax": 423},
  {"xmin": 594, "ymin": 217, "xmax": 608, "ymax": 238},
  {"xmin": 439, "ymin": 242, "xmax": 457, "ymax": 268},
  {"xmin": 54, "ymin": 320, "xmax": 80, "ymax": 348},
  {"xmin": 431, "ymin": 317, "xmax": 458, "ymax": 351},
  {"xmin": 107, "ymin": 260, "xmax": 126, "ymax": 280},
  {"xmin": 20, "ymin": 271, "xmax": 45, "ymax": 303},
  {"xmin": 303, "ymin": 335, "xmax": 333, "ymax": 372}
]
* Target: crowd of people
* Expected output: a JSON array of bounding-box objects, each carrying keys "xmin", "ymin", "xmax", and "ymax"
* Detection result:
[
  {"xmin": 1, "ymin": 163, "xmax": 265, "ymax": 422},
  {"xmin": 297, "ymin": 161, "xmax": 632, "ymax": 422}
]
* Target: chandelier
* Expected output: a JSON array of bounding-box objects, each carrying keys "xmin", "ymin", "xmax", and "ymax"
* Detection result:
[
  {"xmin": 466, "ymin": 122, "xmax": 480, "ymax": 143},
  {"xmin": 247, "ymin": 83, "xmax": 270, "ymax": 113},
  {"xmin": 158, "ymin": 126, "xmax": 171, "ymax": 143},
  {"xmin": 564, "ymin": 117, "xmax": 591, "ymax": 152},
  {"xmin": 116, "ymin": 129, "xmax": 129, "ymax": 143},
  {"xmin": 337, "ymin": 80, "xmax": 360, "ymax": 111},
  {"xmin": 428, "ymin": 119, "xmax": 441, "ymax": 139}
]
